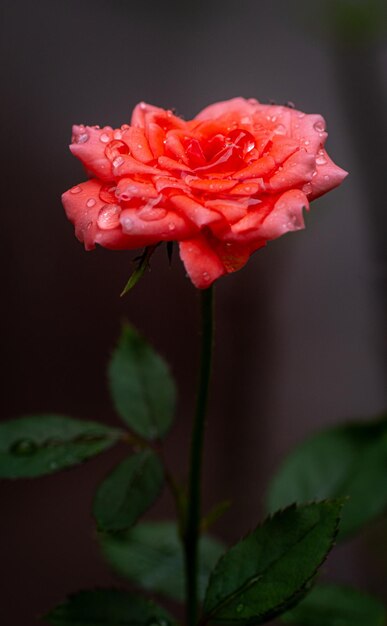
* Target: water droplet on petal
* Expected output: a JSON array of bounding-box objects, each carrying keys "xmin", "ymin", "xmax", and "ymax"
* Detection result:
[
  {"xmin": 324, "ymin": 174, "xmax": 330, "ymax": 181},
  {"xmin": 297, "ymin": 111, "xmax": 306, "ymax": 119},
  {"xmin": 100, "ymin": 133, "xmax": 110, "ymax": 143},
  {"xmin": 114, "ymin": 130, "xmax": 122, "ymax": 140},
  {"xmin": 97, "ymin": 204, "xmax": 121, "ymax": 230},
  {"xmin": 202, "ymin": 271, "xmax": 210, "ymax": 282},
  {"xmin": 10, "ymin": 439, "xmax": 38, "ymax": 456},
  {"xmin": 273, "ymin": 124, "xmax": 286, "ymax": 135},
  {"xmin": 86, "ymin": 198, "xmax": 96, "ymax": 208},
  {"xmin": 313, "ymin": 120, "xmax": 326, "ymax": 133},
  {"xmin": 70, "ymin": 186, "xmax": 82, "ymax": 194},
  {"xmin": 75, "ymin": 133, "xmax": 89, "ymax": 144},
  {"xmin": 168, "ymin": 222, "xmax": 176, "ymax": 231},
  {"xmin": 303, "ymin": 183, "xmax": 313, "ymax": 194},
  {"xmin": 304, "ymin": 140, "xmax": 310, "ymax": 146},
  {"xmin": 113, "ymin": 156, "xmax": 124, "ymax": 168},
  {"xmin": 121, "ymin": 216, "xmax": 134, "ymax": 231},
  {"xmin": 138, "ymin": 206, "xmax": 167, "ymax": 222},
  {"xmin": 316, "ymin": 150, "xmax": 327, "ymax": 166}
]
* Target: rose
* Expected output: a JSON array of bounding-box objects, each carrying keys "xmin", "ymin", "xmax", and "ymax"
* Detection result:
[{"xmin": 62, "ymin": 98, "xmax": 347, "ymax": 288}]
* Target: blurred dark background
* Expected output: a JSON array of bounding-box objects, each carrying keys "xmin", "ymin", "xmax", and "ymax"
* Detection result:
[{"xmin": 1, "ymin": 0, "xmax": 386, "ymax": 623}]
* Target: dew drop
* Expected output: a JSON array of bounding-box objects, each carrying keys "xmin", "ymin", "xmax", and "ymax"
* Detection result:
[
  {"xmin": 86, "ymin": 198, "xmax": 96, "ymax": 208},
  {"xmin": 303, "ymin": 183, "xmax": 312, "ymax": 194},
  {"xmin": 100, "ymin": 133, "xmax": 110, "ymax": 143},
  {"xmin": 113, "ymin": 156, "xmax": 124, "ymax": 168},
  {"xmin": 70, "ymin": 185, "xmax": 82, "ymax": 194},
  {"xmin": 316, "ymin": 150, "xmax": 327, "ymax": 166},
  {"xmin": 313, "ymin": 120, "xmax": 326, "ymax": 133},
  {"xmin": 10, "ymin": 439, "xmax": 37, "ymax": 456},
  {"xmin": 236, "ymin": 604, "xmax": 244, "ymax": 614},
  {"xmin": 202, "ymin": 271, "xmax": 210, "ymax": 282},
  {"xmin": 97, "ymin": 204, "xmax": 121, "ymax": 230},
  {"xmin": 304, "ymin": 140, "xmax": 310, "ymax": 146},
  {"xmin": 138, "ymin": 206, "xmax": 167, "ymax": 222},
  {"xmin": 121, "ymin": 216, "xmax": 134, "ymax": 231},
  {"xmin": 324, "ymin": 174, "xmax": 330, "ymax": 181},
  {"xmin": 168, "ymin": 222, "xmax": 176, "ymax": 231},
  {"xmin": 273, "ymin": 123, "xmax": 286, "ymax": 135},
  {"xmin": 297, "ymin": 111, "xmax": 306, "ymax": 119},
  {"xmin": 113, "ymin": 130, "xmax": 122, "ymax": 140},
  {"xmin": 75, "ymin": 133, "xmax": 89, "ymax": 144}
]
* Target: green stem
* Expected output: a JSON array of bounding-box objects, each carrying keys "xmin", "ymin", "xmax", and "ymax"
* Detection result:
[{"xmin": 184, "ymin": 285, "xmax": 215, "ymax": 626}]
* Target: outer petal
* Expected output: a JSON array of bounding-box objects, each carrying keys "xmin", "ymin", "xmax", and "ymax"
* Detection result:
[
  {"xmin": 258, "ymin": 189, "xmax": 309, "ymax": 240},
  {"xmin": 307, "ymin": 150, "xmax": 348, "ymax": 200},
  {"xmin": 70, "ymin": 125, "xmax": 115, "ymax": 181},
  {"xmin": 62, "ymin": 179, "xmax": 108, "ymax": 250},
  {"xmin": 120, "ymin": 206, "xmax": 195, "ymax": 243},
  {"xmin": 179, "ymin": 237, "xmax": 226, "ymax": 288},
  {"xmin": 268, "ymin": 150, "xmax": 316, "ymax": 191}
]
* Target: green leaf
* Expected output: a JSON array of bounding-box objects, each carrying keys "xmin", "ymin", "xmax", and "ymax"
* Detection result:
[
  {"xmin": 99, "ymin": 521, "xmax": 225, "ymax": 603},
  {"xmin": 267, "ymin": 416, "xmax": 387, "ymax": 539},
  {"xmin": 44, "ymin": 588, "xmax": 176, "ymax": 625},
  {"xmin": 120, "ymin": 246, "xmax": 157, "ymax": 297},
  {"xmin": 108, "ymin": 324, "xmax": 176, "ymax": 441},
  {"xmin": 93, "ymin": 450, "xmax": 164, "ymax": 532},
  {"xmin": 202, "ymin": 501, "xmax": 342, "ymax": 625},
  {"xmin": 0, "ymin": 415, "xmax": 121, "ymax": 478},
  {"xmin": 281, "ymin": 584, "xmax": 387, "ymax": 626}
]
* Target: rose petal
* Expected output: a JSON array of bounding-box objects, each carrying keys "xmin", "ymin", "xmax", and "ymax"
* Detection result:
[
  {"xmin": 115, "ymin": 177, "xmax": 159, "ymax": 200},
  {"xmin": 70, "ymin": 125, "xmax": 115, "ymax": 181},
  {"xmin": 123, "ymin": 127, "xmax": 154, "ymax": 163},
  {"xmin": 170, "ymin": 195, "xmax": 225, "ymax": 228},
  {"xmin": 258, "ymin": 189, "xmax": 308, "ymax": 240},
  {"xmin": 179, "ymin": 237, "xmax": 226, "ymax": 288},
  {"xmin": 269, "ymin": 150, "xmax": 316, "ymax": 191},
  {"xmin": 308, "ymin": 151, "xmax": 348, "ymax": 200},
  {"xmin": 112, "ymin": 154, "xmax": 163, "ymax": 177},
  {"xmin": 120, "ymin": 206, "xmax": 195, "ymax": 242},
  {"xmin": 62, "ymin": 179, "xmax": 104, "ymax": 250},
  {"xmin": 185, "ymin": 176, "xmax": 237, "ymax": 193},
  {"xmin": 233, "ymin": 155, "xmax": 276, "ymax": 181}
]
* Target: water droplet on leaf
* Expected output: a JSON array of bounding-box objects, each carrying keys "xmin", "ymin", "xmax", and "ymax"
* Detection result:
[{"xmin": 10, "ymin": 439, "xmax": 37, "ymax": 456}]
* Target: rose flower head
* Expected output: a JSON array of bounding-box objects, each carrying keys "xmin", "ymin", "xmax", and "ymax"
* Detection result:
[{"xmin": 62, "ymin": 98, "xmax": 347, "ymax": 288}]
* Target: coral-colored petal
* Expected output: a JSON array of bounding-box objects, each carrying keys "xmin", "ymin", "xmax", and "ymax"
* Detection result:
[
  {"xmin": 205, "ymin": 199, "xmax": 248, "ymax": 223},
  {"xmin": 69, "ymin": 125, "xmax": 115, "ymax": 181},
  {"xmin": 269, "ymin": 136, "xmax": 299, "ymax": 165},
  {"xmin": 259, "ymin": 190, "xmax": 308, "ymax": 240},
  {"xmin": 120, "ymin": 207, "xmax": 195, "ymax": 243},
  {"xmin": 62, "ymin": 179, "xmax": 104, "ymax": 250},
  {"xmin": 308, "ymin": 151, "xmax": 348, "ymax": 200},
  {"xmin": 123, "ymin": 127, "xmax": 154, "ymax": 163},
  {"xmin": 112, "ymin": 154, "xmax": 163, "ymax": 177},
  {"xmin": 179, "ymin": 237, "xmax": 226, "ymax": 288},
  {"xmin": 185, "ymin": 176, "xmax": 237, "ymax": 193},
  {"xmin": 131, "ymin": 102, "xmax": 165, "ymax": 127},
  {"xmin": 269, "ymin": 150, "xmax": 316, "ymax": 191},
  {"xmin": 115, "ymin": 177, "xmax": 159, "ymax": 200},
  {"xmin": 158, "ymin": 156, "xmax": 193, "ymax": 174},
  {"xmin": 147, "ymin": 123, "xmax": 166, "ymax": 158},
  {"xmin": 171, "ymin": 195, "xmax": 225, "ymax": 228},
  {"xmin": 233, "ymin": 155, "xmax": 276, "ymax": 181}
]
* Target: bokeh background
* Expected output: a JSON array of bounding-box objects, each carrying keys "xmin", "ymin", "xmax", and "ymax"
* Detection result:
[{"xmin": 1, "ymin": 0, "xmax": 386, "ymax": 623}]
